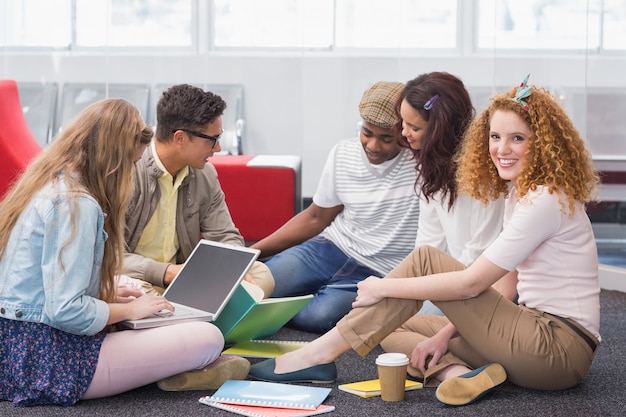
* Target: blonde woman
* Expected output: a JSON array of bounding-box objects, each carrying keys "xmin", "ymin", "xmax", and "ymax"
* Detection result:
[{"xmin": 0, "ymin": 99, "xmax": 227, "ymax": 406}]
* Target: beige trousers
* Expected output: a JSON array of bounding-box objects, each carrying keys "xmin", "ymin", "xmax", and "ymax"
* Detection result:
[{"xmin": 336, "ymin": 246, "xmax": 598, "ymax": 390}]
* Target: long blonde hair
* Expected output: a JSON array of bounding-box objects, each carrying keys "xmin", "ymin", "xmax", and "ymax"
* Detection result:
[
  {"xmin": 456, "ymin": 85, "xmax": 599, "ymax": 214},
  {"xmin": 0, "ymin": 99, "xmax": 153, "ymax": 302}
]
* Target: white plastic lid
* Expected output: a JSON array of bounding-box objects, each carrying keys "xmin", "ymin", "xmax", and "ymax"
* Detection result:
[{"xmin": 376, "ymin": 352, "xmax": 409, "ymax": 366}]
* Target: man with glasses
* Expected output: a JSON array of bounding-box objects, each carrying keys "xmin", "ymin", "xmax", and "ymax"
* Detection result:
[
  {"xmin": 123, "ymin": 83, "xmax": 274, "ymax": 298},
  {"xmin": 121, "ymin": 84, "xmax": 274, "ymax": 391}
]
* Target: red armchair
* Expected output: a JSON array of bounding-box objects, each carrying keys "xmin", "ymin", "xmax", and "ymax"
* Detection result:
[
  {"xmin": 208, "ymin": 154, "xmax": 302, "ymax": 243},
  {"xmin": 0, "ymin": 80, "xmax": 42, "ymax": 199}
]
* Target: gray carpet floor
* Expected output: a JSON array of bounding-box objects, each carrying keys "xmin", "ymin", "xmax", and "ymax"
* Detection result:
[{"xmin": 2, "ymin": 289, "xmax": 625, "ymax": 417}]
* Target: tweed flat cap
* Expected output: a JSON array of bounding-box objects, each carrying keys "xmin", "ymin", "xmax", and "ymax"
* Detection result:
[{"xmin": 359, "ymin": 81, "xmax": 404, "ymax": 129}]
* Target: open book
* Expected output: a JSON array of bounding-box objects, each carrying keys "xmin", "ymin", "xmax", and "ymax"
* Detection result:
[
  {"xmin": 214, "ymin": 281, "xmax": 313, "ymax": 345},
  {"xmin": 338, "ymin": 378, "xmax": 423, "ymax": 398}
]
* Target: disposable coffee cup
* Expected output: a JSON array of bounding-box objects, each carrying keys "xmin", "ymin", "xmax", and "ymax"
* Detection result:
[{"xmin": 376, "ymin": 352, "xmax": 409, "ymax": 401}]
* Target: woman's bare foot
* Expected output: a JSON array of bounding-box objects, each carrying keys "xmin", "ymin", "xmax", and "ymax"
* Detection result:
[
  {"xmin": 273, "ymin": 328, "xmax": 351, "ymax": 373},
  {"xmin": 435, "ymin": 364, "xmax": 472, "ymax": 382}
]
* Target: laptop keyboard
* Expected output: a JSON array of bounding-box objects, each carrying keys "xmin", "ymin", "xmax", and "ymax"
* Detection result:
[
  {"xmin": 154, "ymin": 309, "xmax": 173, "ymax": 318},
  {"xmin": 153, "ymin": 305, "xmax": 196, "ymax": 318},
  {"xmin": 170, "ymin": 305, "xmax": 196, "ymax": 317}
]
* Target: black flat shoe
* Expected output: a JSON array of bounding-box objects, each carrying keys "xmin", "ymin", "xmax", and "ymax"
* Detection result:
[{"xmin": 249, "ymin": 358, "xmax": 337, "ymax": 383}]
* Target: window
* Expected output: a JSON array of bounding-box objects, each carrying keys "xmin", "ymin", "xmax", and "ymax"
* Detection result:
[
  {"xmin": 477, "ymin": 0, "xmax": 625, "ymax": 51},
  {"xmin": 213, "ymin": 0, "xmax": 457, "ymax": 49},
  {"xmin": 75, "ymin": 0, "xmax": 193, "ymax": 47},
  {"xmin": 213, "ymin": 0, "xmax": 334, "ymax": 48},
  {"xmin": 334, "ymin": 0, "xmax": 457, "ymax": 49},
  {"xmin": 603, "ymin": 0, "xmax": 626, "ymax": 50},
  {"xmin": 2, "ymin": 0, "xmax": 623, "ymax": 52},
  {"xmin": 0, "ymin": 0, "xmax": 71, "ymax": 47},
  {"xmin": 0, "ymin": 0, "xmax": 193, "ymax": 48}
]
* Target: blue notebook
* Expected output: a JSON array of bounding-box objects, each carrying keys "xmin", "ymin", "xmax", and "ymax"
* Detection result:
[{"xmin": 203, "ymin": 380, "xmax": 332, "ymax": 410}]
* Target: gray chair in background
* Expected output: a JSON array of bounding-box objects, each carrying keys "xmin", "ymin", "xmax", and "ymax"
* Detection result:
[
  {"xmin": 16, "ymin": 82, "xmax": 58, "ymax": 147},
  {"xmin": 54, "ymin": 83, "xmax": 151, "ymax": 138}
]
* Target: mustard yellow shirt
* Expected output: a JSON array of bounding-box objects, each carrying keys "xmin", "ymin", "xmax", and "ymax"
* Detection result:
[{"xmin": 135, "ymin": 141, "xmax": 189, "ymax": 263}]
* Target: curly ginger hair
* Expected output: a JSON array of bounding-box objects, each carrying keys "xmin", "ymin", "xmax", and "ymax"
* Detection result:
[{"xmin": 456, "ymin": 83, "xmax": 599, "ymax": 215}]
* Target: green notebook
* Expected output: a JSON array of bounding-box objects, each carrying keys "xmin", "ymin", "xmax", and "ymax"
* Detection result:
[{"xmin": 214, "ymin": 281, "xmax": 313, "ymax": 345}]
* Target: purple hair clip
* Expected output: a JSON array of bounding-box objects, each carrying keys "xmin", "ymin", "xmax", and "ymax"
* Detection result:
[
  {"xmin": 510, "ymin": 74, "xmax": 534, "ymax": 111},
  {"xmin": 423, "ymin": 94, "xmax": 440, "ymax": 111}
]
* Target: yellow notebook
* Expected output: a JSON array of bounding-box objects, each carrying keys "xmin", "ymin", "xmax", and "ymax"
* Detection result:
[
  {"xmin": 222, "ymin": 340, "xmax": 309, "ymax": 358},
  {"xmin": 338, "ymin": 378, "xmax": 423, "ymax": 398}
]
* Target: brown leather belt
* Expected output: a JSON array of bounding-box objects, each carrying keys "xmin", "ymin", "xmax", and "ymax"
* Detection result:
[{"xmin": 550, "ymin": 314, "xmax": 598, "ymax": 353}]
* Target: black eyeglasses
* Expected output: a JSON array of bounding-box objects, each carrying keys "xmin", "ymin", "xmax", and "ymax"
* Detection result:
[{"xmin": 173, "ymin": 128, "xmax": 223, "ymax": 148}]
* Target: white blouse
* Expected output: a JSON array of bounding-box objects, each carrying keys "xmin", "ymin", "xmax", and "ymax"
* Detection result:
[
  {"xmin": 416, "ymin": 191, "xmax": 505, "ymax": 266},
  {"xmin": 483, "ymin": 186, "xmax": 600, "ymax": 338}
]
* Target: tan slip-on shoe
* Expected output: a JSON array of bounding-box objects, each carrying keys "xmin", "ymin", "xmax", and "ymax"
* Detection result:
[
  {"xmin": 435, "ymin": 363, "xmax": 507, "ymax": 406},
  {"xmin": 157, "ymin": 356, "xmax": 251, "ymax": 391}
]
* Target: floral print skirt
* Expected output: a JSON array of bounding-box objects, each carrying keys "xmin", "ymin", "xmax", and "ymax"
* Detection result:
[{"xmin": 0, "ymin": 318, "xmax": 105, "ymax": 407}]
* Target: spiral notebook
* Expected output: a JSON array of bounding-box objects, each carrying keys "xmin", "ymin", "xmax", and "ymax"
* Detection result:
[
  {"xmin": 199, "ymin": 400, "xmax": 335, "ymax": 417},
  {"xmin": 201, "ymin": 380, "xmax": 331, "ymax": 410}
]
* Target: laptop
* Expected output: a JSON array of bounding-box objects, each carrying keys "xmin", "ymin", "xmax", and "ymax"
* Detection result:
[{"xmin": 121, "ymin": 239, "xmax": 260, "ymax": 330}]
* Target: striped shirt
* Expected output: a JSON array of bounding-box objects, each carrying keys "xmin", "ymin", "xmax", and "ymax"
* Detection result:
[{"xmin": 315, "ymin": 138, "xmax": 420, "ymax": 275}]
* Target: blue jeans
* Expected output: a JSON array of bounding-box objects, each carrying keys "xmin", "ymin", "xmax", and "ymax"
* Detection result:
[{"xmin": 265, "ymin": 236, "xmax": 380, "ymax": 333}]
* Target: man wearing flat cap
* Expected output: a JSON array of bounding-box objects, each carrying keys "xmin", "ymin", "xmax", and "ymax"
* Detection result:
[{"xmin": 251, "ymin": 81, "xmax": 420, "ymax": 333}]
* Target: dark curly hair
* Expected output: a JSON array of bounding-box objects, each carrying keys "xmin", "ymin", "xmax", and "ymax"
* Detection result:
[
  {"xmin": 456, "ymin": 83, "xmax": 599, "ymax": 215},
  {"xmin": 155, "ymin": 84, "xmax": 227, "ymax": 142},
  {"xmin": 394, "ymin": 72, "xmax": 474, "ymax": 210}
]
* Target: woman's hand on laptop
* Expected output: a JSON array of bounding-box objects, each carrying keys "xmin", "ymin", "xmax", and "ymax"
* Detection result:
[
  {"xmin": 126, "ymin": 295, "xmax": 175, "ymax": 321},
  {"xmin": 115, "ymin": 285, "xmax": 143, "ymax": 303},
  {"xmin": 107, "ymin": 295, "xmax": 174, "ymax": 324}
]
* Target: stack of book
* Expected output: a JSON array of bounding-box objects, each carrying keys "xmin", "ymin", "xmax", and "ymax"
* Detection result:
[{"xmin": 199, "ymin": 380, "xmax": 335, "ymax": 417}]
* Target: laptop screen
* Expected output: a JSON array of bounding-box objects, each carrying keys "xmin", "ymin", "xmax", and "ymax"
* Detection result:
[{"xmin": 163, "ymin": 240, "xmax": 259, "ymax": 315}]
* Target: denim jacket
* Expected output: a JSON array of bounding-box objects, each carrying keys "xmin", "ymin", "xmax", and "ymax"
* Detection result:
[{"xmin": 0, "ymin": 177, "xmax": 109, "ymax": 336}]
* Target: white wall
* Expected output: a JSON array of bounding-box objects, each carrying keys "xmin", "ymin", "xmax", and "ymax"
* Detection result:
[{"xmin": 3, "ymin": 52, "xmax": 626, "ymax": 196}]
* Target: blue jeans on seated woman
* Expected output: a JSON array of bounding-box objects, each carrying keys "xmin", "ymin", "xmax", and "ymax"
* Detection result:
[{"xmin": 265, "ymin": 236, "xmax": 380, "ymax": 333}]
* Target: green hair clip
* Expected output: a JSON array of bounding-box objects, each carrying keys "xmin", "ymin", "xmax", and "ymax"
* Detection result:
[{"xmin": 511, "ymin": 74, "xmax": 534, "ymax": 111}]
